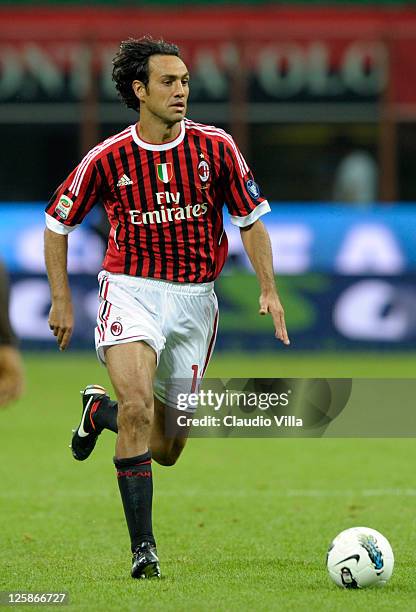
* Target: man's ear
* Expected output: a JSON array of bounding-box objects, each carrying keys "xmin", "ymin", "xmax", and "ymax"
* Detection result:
[{"xmin": 132, "ymin": 80, "xmax": 146, "ymax": 103}]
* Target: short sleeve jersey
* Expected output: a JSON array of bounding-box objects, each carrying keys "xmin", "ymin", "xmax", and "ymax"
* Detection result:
[{"xmin": 45, "ymin": 119, "xmax": 270, "ymax": 283}]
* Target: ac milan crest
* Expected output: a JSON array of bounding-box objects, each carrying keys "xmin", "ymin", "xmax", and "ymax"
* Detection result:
[
  {"xmin": 198, "ymin": 160, "xmax": 210, "ymax": 183},
  {"xmin": 110, "ymin": 321, "xmax": 123, "ymax": 336}
]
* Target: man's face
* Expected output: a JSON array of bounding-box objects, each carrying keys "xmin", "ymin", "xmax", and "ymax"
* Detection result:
[{"xmin": 135, "ymin": 54, "xmax": 189, "ymax": 125}]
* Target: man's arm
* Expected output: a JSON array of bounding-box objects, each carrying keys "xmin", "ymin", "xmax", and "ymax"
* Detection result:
[
  {"xmin": 240, "ymin": 220, "xmax": 290, "ymax": 345},
  {"xmin": 44, "ymin": 228, "xmax": 73, "ymax": 351},
  {"xmin": 0, "ymin": 261, "xmax": 24, "ymax": 407},
  {"xmin": 0, "ymin": 346, "xmax": 24, "ymax": 407}
]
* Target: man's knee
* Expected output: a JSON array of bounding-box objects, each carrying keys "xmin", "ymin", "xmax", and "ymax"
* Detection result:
[
  {"xmin": 117, "ymin": 388, "xmax": 153, "ymax": 433},
  {"xmin": 117, "ymin": 379, "xmax": 153, "ymax": 409},
  {"xmin": 153, "ymin": 439, "xmax": 186, "ymax": 467},
  {"xmin": 155, "ymin": 452, "xmax": 177, "ymax": 467}
]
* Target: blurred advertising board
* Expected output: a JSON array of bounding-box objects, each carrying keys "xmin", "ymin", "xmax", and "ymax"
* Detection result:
[
  {"xmin": 8, "ymin": 272, "xmax": 416, "ymax": 351},
  {"xmin": 2, "ymin": 202, "xmax": 416, "ymax": 350},
  {"xmin": 1, "ymin": 7, "xmax": 416, "ymax": 111},
  {"xmin": 1, "ymin": 203, "xmax": 415, "ymax": 275}
]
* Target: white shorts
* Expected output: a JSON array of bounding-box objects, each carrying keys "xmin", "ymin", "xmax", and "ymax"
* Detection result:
[{"xmin": 94, "ymin": 271, "xmax": 218, "ymax": 411}]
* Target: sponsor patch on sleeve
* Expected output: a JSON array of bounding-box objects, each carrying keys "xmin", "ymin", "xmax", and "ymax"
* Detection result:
[
  {"xmin": 245, "ymin": 179, "xmax": 260, "ymax": 200},
  {"xmin": 55, "ymin": 195, "xmax": 74, "ymax": 220}
]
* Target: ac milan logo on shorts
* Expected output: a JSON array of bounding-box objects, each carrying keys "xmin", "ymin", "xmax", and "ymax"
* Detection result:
[
  {"xmin": 110, "ymin": 321, "xmax": 123, "ymax": 336},
  {"xmin": 198, "ymin": 160, "xmax": 210, "ymax": 183}
]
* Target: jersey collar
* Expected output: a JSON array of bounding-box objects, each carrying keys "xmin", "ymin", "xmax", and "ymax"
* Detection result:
[{"xmin": 131, "ymin": 120, "xmax": 185, "ymax": 151}]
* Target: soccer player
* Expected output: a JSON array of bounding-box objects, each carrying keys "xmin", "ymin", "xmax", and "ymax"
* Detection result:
[
  {"xmin": 0, "ymin": 261, "xmax": 24, "ymax": 408},
  {"xmin": 44, "ymin": 37, "xmax": 289, "ymax": 579}
]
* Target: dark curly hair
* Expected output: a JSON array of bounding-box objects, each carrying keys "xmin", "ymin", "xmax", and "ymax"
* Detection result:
[{"xmin": 112, "ymin": 36, "xmax": 181, "ymax": 112}]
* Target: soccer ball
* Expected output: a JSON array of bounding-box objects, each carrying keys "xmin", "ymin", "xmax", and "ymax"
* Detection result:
[{"xmin": 327, "ymin": 527, "xmax": 394, "ymax": 588}]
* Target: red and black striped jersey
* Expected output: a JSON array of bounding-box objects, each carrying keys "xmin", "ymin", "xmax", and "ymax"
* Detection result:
[{"xmin": 45, "ymin": 118, "xmax": 270, "ymax": 283}]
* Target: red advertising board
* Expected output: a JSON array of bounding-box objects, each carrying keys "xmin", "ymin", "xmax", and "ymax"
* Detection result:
[{"xmin": 1, "ymin": 7, "xmax": 416, "ymax": 105}]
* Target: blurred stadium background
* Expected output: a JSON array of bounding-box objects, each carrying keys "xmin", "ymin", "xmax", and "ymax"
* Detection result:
[
  {"xmin": 1, "ymin": 1, "xmax": 416, "ymax": 363},
  {"xmin": 2, "ymin": 2, "xmax": 416, "ymax": 608}
]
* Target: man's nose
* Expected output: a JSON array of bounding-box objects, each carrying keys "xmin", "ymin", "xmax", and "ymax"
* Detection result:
[{"xmin": 174, "ymin": 82, "xmax": 185, "ymax": 97}]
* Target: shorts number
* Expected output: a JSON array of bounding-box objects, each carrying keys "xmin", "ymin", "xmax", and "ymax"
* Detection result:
[{"xmin": 191, "ymin": 364, "xmax": 198, "ymax": 393}]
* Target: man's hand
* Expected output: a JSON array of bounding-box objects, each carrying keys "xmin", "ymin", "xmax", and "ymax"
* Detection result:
[
  {"xmin": 48, "ymin": 298, "xmax": 73, "ymax": 351},
  {"xmin": 44, "ymin": 229, "xmax": 73, "ymax": 351},
  {"xmin": 259, "ymin": 291, "xmax": 290, "ymax": 345},
  {"xmin": 239, "ymin": 221, "xmax": 290, "ymax": 346},
  {"xmin": 0, "ymin": 346, "xmax": 24, "ymax": 408}
]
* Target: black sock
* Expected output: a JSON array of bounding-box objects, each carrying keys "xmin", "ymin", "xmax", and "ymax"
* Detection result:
[
  {"xmin": 114, "ymin": 451, "xmax": 155, "ymax": 552},
  {"xmin": 93, "ymin": 398, "xmax": 118, "ymax": 433}
]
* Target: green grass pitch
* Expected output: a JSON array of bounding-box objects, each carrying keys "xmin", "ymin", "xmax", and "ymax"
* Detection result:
[{"xmin": 1, "ymin": 351, "xmax": 415, "ymax": 611}]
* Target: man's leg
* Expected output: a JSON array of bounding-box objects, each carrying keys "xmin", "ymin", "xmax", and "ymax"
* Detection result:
[
  {"xmin": 150, "ymin": 397, "xmax": 190, "ymax": 466},
  {"xmin": 105, "ymin": 340, "xmax": 160, "ymax": 578},
  {"xmin": 79, "ymin": 393, "xmax": 189, "ymax": 467}
]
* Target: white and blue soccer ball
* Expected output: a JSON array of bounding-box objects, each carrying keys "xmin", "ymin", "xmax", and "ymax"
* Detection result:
[{"xmin": 327, "ymin": 527, "xmax": 394, "ymax": 588}]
